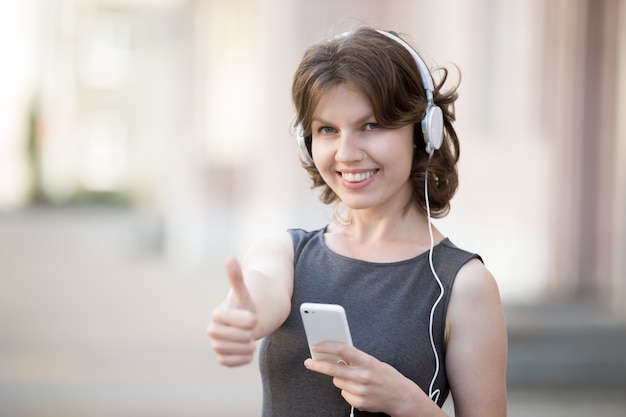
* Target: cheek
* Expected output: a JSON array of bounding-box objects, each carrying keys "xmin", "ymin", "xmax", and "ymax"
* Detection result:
[
  {"xmin": 310, "ymin": 146, "xmax": 328, "ymax": 175},
  {"xmin": 387, "ymin": 141, "xmax": 415, "ymax": 182},
  {"xmin": 398, "ymin": 133, "xmax": 417, "ymax": 171},
  {"xmin": 380, "ymin": 139, "xmax": 414, "ymax": 168},
  {"xmin": 311, "ymin": 141, "xmax": 333, "ymax": 169},
  {"xmin": 313, "ymin": 161, "xmax": 335, "ymax": 185}
]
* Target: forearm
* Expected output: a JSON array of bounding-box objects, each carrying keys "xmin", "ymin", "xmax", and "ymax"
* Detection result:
[{"xmin": 389, "ymin": 377, "xmax": 450, "ymax": 417}]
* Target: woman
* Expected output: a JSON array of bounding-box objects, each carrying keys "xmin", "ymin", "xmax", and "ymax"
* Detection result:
[{"xmin": 208, "ymin": 27, "xmax": 507, "ymax": 417}]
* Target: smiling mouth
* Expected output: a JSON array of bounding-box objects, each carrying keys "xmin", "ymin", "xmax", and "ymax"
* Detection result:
[{"xmin": 341, "ymin": 170, "xmax": 377, "ymax": 183}]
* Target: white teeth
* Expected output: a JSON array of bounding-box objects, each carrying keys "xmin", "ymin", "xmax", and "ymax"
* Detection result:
[{"xmin": 342, "ymin": 170, "xmax": 375, "ymax": 182}]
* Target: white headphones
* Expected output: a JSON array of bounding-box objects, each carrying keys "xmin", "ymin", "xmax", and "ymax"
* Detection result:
[{"xmin": 295, "ymin": 29, "xmax": 444, "ymax": 164}]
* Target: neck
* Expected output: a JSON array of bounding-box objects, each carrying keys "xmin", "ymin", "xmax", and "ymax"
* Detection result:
[
  {"xmin": 332, "ymin": 204, "xmax": 433, "ymax": 245},
  {"xmin": 325, "ymin": 207, "xmax": 444, "ymax": 263}
]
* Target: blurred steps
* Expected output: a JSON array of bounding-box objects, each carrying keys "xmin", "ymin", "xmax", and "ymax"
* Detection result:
[{"xmin": 505, "ymin": 301, "xmax": 626, "ymax": 390}]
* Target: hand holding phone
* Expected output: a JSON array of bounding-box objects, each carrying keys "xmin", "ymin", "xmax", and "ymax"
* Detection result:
[{"xmin": 300, "ymin": 303, "xmax": 353, "ymax": 363}]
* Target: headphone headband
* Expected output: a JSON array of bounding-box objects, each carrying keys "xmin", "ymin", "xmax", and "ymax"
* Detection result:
[{"xmin": 375, "ymin": 30, "xmax": 435, "ymax": 102}]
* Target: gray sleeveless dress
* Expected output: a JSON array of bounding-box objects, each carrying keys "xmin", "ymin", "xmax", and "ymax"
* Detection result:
[{"xmin": 259, "ymin": 228, "xmax": 480, "ymax": 416}]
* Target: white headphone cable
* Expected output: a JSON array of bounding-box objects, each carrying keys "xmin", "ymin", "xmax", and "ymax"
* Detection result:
[{"xmin": 425, "ymin": 166, "xmax": 444, "ymax": 404}]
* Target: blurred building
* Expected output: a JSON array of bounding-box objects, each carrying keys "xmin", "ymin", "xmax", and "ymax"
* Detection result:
[{"xmin": 2, "ymin": 0, "xmax": 625, "ymax": 309}]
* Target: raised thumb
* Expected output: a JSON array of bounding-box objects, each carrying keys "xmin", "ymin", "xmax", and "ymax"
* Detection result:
[{"xmin": 224, "ymin": 257, "xmax": 254, "ymax": 310}]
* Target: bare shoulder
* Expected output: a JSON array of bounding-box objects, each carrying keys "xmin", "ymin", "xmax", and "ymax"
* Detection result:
[
  {"xmin": 445, "ymin": 257, "xmax": 506, "ymax": 342},
  {"xmin": 451, "ymin": 258, "xmax": 501, "ymax": 304},
  {"xmin": 242, "ymin": 231, "xmax": 294, "ymax": 269}
]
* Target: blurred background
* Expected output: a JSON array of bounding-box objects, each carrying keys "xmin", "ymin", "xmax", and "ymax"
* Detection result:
[{"xmin": 0, "ymin": 0, "xmax": 625, "ymax": 416}]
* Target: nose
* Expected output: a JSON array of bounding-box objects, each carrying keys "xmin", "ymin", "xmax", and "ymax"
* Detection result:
[{"xmin": 335, "ymin": 131, "xmax": 363, "ymax": 162}]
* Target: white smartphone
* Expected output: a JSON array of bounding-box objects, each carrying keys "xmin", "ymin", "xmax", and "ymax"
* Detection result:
[{"xmin": 300, "ymin": 302, "xmax": 353, "ymax": 363}]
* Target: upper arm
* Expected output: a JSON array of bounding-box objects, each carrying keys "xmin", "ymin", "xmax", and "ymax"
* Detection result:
[
  {"xmin": 444, "ymin": 259, "xmax": 508, "ymax": 417},
  {"xmin": 240, "ymin": 231, "xmax": 295, "ymax": 339}
]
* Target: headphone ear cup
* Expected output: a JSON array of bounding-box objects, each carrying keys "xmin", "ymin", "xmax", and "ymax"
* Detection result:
[
  {"xmin": 422, "ymin": 105, "xmax": 444, "ymax": 156},
  {"xmin": 295, "ymin": 124, "xmax": 314, "ymax": 164}
]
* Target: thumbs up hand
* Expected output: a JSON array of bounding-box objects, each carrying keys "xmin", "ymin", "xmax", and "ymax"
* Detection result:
[
  {"xmin": 223, "ymin": 257, "xmax": 256, "ymax": 314},
  {"xmin": 208, "ymin": 257, "xmax": 258, "ymax": 367}
]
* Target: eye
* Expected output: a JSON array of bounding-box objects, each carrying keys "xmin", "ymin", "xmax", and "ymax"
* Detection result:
[
  {"xmin": 318, "ymin": 126, "xmax": 336, "ymax": 135},
  {"xmin": 364, "ymin": 122, "xmax": 379, "ymax": 130}
]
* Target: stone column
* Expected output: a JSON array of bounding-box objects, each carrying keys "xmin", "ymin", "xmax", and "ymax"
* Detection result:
[{"xmin": 546, "ymin": 0, "xmax": 622, "ymax": 303}]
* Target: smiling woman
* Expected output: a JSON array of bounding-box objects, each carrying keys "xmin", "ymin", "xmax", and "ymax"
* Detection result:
[{"xmin": 208, "ymin": 26, "xmax": 507, "ymax": 417}]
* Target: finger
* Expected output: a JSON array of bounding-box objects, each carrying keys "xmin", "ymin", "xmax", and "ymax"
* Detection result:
[
  {"xmin": 211, "ymin": 339, "xmax": 256, "ymax": 357},
  {"xmin": 210, "ymin": 305, "xmax": 257, "ymax": 330},
  {"xmin": 207, "ymin": 320, "xmax": 254, "ymax": 342},
  {"xmin": 313, "ymin": 342, "xmax": 362, "ymax": 364},
  {"xmin": 304, "ymin": 357, "xmax": 352, "ymax": 379},
  {"xmin": 224, "ymin": 257, "xmax": 254, "ymax": 309},
  {"xmin": 216, "ymin": 353, "xmax": 255, "ymax": 368}
]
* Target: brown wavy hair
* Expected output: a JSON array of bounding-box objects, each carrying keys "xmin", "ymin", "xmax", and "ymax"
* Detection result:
[{"xmin": 292, "ymin": 27, "xmax": 461, "ymax": 218}]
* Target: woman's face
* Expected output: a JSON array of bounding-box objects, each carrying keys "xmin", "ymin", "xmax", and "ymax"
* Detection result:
[{"xmin": 310, "ymin": 84, "xmax": 415, "ymax": 213}]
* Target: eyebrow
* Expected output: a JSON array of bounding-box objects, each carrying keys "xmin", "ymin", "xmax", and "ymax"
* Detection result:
[{"xmin": 311, "ymin": 113, "xmax": 377, "ymax": 126}]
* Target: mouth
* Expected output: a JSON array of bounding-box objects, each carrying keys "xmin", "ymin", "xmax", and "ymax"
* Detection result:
[{"xmin": 340, "ymin": 170, "xmax": 378, "ymax": 183}]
